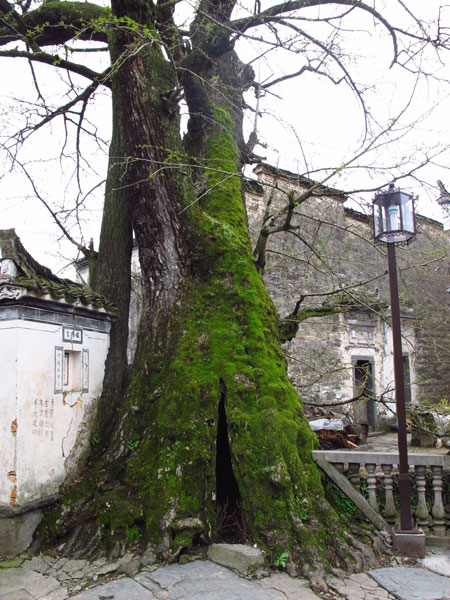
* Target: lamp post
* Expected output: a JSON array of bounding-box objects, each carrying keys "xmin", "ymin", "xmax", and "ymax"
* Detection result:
[{"xmin": 373, "ymin": 184, "xmax": 416, "ymax": 533}]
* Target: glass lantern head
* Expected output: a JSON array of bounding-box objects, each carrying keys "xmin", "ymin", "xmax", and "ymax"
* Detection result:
[{"xmin": 372, "ymin": 185, "xmax": 416, "ymax": 245}]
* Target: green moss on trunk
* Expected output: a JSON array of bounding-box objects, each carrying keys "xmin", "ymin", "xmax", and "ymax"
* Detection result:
[
  {"xmin": 38, "ymin": 15, "xmax": 347, "ymax": 571},
  {"xmin": 41, "ymin": 108, "xmax": 345, "ymax": 571}
]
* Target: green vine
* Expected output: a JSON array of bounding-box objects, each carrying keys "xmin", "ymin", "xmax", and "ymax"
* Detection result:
[{"xmin": 327, "ymin": 482, "xmax": 357, "ymax": 519}]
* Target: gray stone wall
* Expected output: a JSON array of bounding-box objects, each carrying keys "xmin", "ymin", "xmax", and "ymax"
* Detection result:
[
  {"xmin": 248, "ymin": 165, "xmax": 450, "ymax": 416},
  {"xmin": 402, "ymin": 218, "xmax": 450, "ymax": 403}
]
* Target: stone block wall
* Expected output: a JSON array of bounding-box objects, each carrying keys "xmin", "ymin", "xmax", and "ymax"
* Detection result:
[{"xmin": 248, "ymin": 164, "xmax": 450, "ymax": 418}]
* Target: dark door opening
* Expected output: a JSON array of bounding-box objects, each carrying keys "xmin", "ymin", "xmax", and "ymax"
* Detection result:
[{"xmin": 354, "ymin": 359, "xmax": 376, "ymax": 426}]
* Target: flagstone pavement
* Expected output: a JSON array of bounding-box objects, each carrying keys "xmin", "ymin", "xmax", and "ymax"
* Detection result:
[{"xmin": 1, "ymin": 546, "xmax": 449, "ymax": 600}]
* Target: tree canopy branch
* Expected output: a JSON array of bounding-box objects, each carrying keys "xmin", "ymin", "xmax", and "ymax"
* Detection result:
[
  {"xmin": 0, "ymin": 1, "xmax": 109, "ymax": 47},
  {"xmin": 231, "ymin": 0, "xmax": 398, "ymax": 66},
  {"xmin": 0, "ymin": 48, "xmax": 109, "ymax": 84}
]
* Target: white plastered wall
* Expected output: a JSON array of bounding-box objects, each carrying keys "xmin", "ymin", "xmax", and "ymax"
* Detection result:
[
  {"xmin": 0, "ymin": 316, "xmax": 109, "ymax": 507},
  {"xmin": 0, "ymin": 324, "xmax": 18, "ymax": 506}
]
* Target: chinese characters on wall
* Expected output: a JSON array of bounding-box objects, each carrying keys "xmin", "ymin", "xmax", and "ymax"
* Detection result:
[{"xmin": 32, "ymin": 398, "xmax": 54, "ymax": 440}]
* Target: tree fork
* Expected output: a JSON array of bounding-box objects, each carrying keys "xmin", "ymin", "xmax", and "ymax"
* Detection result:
[{"xmin": 36, "ymin": 0, "xmax": 352, "ymax": 573}]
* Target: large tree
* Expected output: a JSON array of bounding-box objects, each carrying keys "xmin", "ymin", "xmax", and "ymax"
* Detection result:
[{"xmin": 1, "ymin": 0, "xmax": 449, "ymax": 573}]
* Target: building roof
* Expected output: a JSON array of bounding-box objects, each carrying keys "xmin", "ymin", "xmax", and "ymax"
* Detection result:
[
  {"xmin": 253, "ymin": 163, "xmax": 348, "ymax": 201},
  {"xmin": 253, "ymin": 164, "xmax": 444, "ymax": 229},
  {"xmin": 344, "ymin": 206, "xmax": 444, "ymax": 231},
  {"xmin": 0, "ymin": 229, "xmax": 116, "ymax": 313},
  {"xmin": 244, "ymin": 178, "xmax": 264, "ymax": 195}
]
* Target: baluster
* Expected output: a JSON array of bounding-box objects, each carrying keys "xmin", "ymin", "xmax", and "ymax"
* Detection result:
[
  {"xmin": 334, "ymin": 462, "xmax": 345, "ymax": 474},
  {"xmin": 366, "ymin": 463, "xmax": 378, "ymax": 511},
  {"xmin": 414, "ymin": 465, "xmax": 430, "ymax": 534},
  {"xmin": 431, "ymin": 465, "xmax": 446, "ymax": 536},
  {"xmin": 381, "ymin": 464, "xmax": 396, "ymax": 524},
  {"xmin": 348, "ymin": 463, "xmax": 361, "ymax": 490}
]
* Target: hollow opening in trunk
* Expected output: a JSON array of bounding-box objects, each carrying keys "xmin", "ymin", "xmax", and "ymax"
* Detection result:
[{"xmin": 215, "ymin": 380, "xmax": 247, "ymax": 543}]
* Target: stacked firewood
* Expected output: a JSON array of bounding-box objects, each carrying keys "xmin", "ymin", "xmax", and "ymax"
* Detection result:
[
  {"xmin": 315, "ymin": 428, "xmax": 360, "ymax": 449},
  {"xmin": 306, "ymin": 406, "xmax": 360, "ymax": 449}
]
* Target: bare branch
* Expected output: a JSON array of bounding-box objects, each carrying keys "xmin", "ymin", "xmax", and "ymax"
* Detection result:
[
  {"xmin": 4, "ymin": 75, "xmax": 110, "ymax": 162},
  {"xmin": 0, "ymin": 48, "xmax": 109, "ymax": 84},
  {"xmin": 4, "ymin": 146, "xmax": 94, "ymax": 258},
  {"xmin": 231, "ymin": 0, "xmax": 398, "ymax": 66}
]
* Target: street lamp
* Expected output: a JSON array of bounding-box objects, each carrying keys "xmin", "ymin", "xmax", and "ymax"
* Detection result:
[
  {"xmin": 372, "ymin": 184, "xmax": 416, "ymax": 535},
  {"xmin": 373, "ymin": 184, "xmax": 416, "ymax": 246}
]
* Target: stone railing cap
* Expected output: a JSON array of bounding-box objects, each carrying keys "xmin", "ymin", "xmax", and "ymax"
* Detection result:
[{"xmin": 312, "ymin": 450, "xmax": 450, "ymax": 467}]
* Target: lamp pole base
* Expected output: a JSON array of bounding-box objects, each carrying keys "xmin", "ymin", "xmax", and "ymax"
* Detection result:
[{"xmin": 392, "ymin": 526, "xmax": 426, "ymax": 558}]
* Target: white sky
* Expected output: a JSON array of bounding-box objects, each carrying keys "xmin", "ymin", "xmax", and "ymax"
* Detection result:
[{"xmin": 1, "ymin": 0, "xmax": 450, "ymax": 274}]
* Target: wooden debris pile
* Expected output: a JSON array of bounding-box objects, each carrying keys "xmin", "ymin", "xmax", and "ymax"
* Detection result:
[
  {"xmin": 306, "ymin": 406, "xmax": 360, "ymax": 449},
  {"xmin": 315, "ymin": 428, "xmax": 360, "ymax": 449}
]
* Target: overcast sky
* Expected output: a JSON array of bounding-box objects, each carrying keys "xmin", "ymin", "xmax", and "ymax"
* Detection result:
[{"xmin": 1, "ymin": 0, "xmax": 449, "ymax": 275}]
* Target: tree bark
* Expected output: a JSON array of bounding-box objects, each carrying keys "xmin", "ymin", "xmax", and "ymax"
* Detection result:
[{"xmin": 22, "ymin": 0, "xmax": 348, "ymax": 572}]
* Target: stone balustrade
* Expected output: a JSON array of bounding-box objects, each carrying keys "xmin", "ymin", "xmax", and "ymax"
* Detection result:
[{"xmin": 312, "ymin": 450, "xmax": 450, "ymax": 538}]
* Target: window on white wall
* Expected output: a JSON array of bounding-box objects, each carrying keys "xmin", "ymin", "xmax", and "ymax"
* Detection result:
[
  {"xmin": 56, "ymin": 346, "xmax": 89, "ymax": 394},
  {"xmin": 63, "ymin": 350, "xmax": 81, "ymax": 392}
]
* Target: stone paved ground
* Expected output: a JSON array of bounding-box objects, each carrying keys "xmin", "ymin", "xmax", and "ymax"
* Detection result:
[
  {"xmin": 369, "ymin": 567, "xmax": 450, "ymax": 600},
  {"xmin": 355, "ymin": 432, "xmax": 448, "ymax": 454},
  {"xmin": 0, "ymin": 555, "xmax": 121, "ymax": 599},
  {"xmin": 1, "ymin": 547, "xmax": 449, "ymax": 600},
  {"xmin": 328, "ymin": 572, "xmax": 396, "ymax": 599},
  {"xmin": 351, "ymin": 432, "xmax": 449, "ymax": 456}
]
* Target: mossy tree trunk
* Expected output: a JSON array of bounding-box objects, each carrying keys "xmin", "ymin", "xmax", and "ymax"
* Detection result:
[
  {"xmin": 47, "ymin": 2, "xmax": 344, "ymax": 571},
  {"xmin": 2, "ymin": 0, "xmax": 347, "ymax": 571}
]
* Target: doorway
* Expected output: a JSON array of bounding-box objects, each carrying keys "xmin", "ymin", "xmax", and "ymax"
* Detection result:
[
  {"xmin": 403, "ymin": 356, "xmax": 412, "ymax": 404},
  {"xmin": 353, "ymin": 359, "xmax": 376, "ymax": 426}
]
